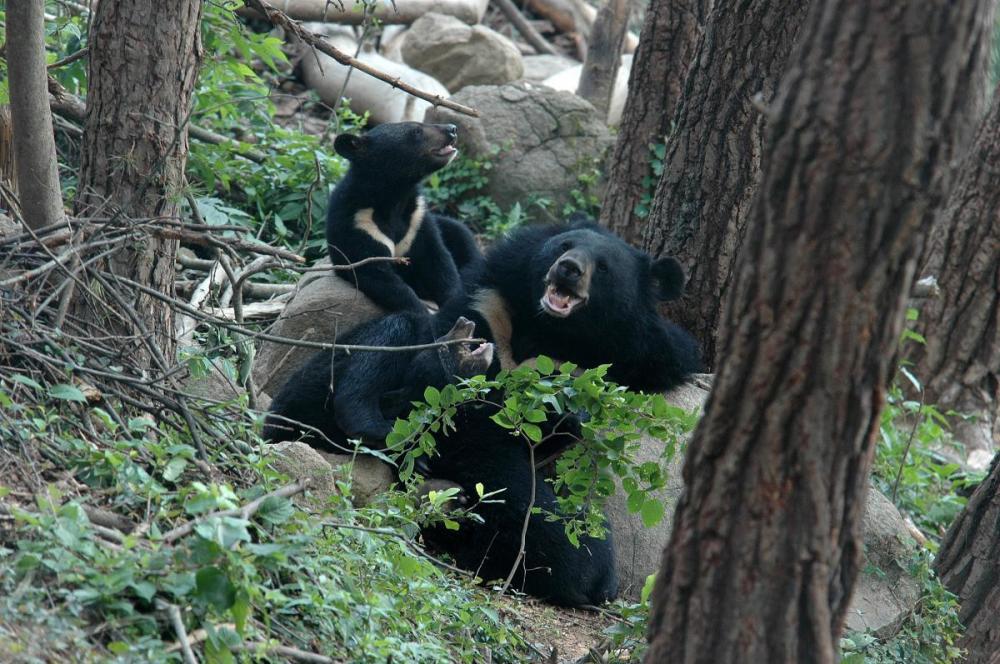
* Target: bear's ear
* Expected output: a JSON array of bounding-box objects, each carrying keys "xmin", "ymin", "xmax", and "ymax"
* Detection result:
[
  {"xmin": 650, "ymin": 257, "xmax": 686, "ymax": 301},
  {"xmin": 334, "ymin": 133, "xmax": 363, "ymax": 159}
]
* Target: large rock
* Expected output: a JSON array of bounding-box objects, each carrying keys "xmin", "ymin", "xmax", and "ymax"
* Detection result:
[
  {"xmin": 607, "ymin": 381, "xmax": 920, "ymax": 635},
  {"xmin": 521, "ymin": 54, "xmax": 577, "ymax": 83},
  {"xmin": 605, "ymin": 381, "xmax": 703, "ymax": 599},
  {"xmin": 541, "ymin": 54, "xmax": 633, "ymax": 126},
  {"xmin": 298, "ymin": 26, "xmax": 450, "ymax": 125},
  {"xmin": 254, "ymin": 272, "xmax": 384, "ymax": 397},
  {"xmin": 402, "ymin": 13, "xmax": 523, "ymax": 92},
  {"xmin": 425, "ymin": 82, "xmax": 612, "ymax": 213},
  {"xmin": 845, "ymin": 490, "xmax": 921, "ymax": 635}
]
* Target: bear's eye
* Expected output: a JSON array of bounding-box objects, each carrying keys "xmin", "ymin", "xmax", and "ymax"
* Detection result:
[
  {"xmin": 560, "ymin": 241, "xmax": 571, "ymax": 252},
  {"xmin": 597, "ymin": 261, "xmax": 609, "ymax": 273}
]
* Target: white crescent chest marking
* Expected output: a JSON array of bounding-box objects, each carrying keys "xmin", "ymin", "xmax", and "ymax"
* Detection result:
[
  {"xmin": 471, "ymin": 288, "xmax": 515, "ymax": 369},
  {"xmin": 396, "ymin": 196, "xmax": 425, "ymax": 257},
  {"xmin": 352, "ymin": 196, "xmax": 426, "ymax": 258}
]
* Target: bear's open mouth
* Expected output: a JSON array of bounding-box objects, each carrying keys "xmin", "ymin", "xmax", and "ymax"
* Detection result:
[
  {"xmin": 540, "ymin": 284, "xmax": 587, "ymax": 317},
  {"xmin": 434, "ymin": 144, "xmax": 458, "ymax": 159}
]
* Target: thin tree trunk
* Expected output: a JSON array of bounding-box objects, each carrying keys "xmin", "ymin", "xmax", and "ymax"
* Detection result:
[
  {"xmin": 640, "ymin": 0, "xmax": 810, "ymax": 369},
  {"xmin": 910, "ymin": 82, "xmax": 1000, "ymax": 454},
  {"xmin": 936, "ymin": 454, "xmax": 1000, "ymax": 664},
  {"xmin": 73, "ymin": 0, "xmax": 203, "ymax": 365},
  {"xmin": 645, "ymin": 1, "xmax": 992, "ymax": 662},
  {"xmin": 7, "ymin": 0, "xmax": 66, "ymax": 229},
  {"xmin": 576, "ymin": 0, "xmax": 630, "ymax": 121},
  {"xmin": 599, "ymin": 0, "xmax": 707, "ymax": 246}
]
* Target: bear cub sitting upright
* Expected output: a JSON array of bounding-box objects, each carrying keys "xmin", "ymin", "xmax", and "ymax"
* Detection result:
[{"xmin": 327, "ymin": 122, "xmax": 481, "ymax": 313}]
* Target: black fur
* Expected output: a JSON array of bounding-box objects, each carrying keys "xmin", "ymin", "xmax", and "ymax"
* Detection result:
[
  {"xmin": 262, "ymin": 314, "xmax": 492, "ymax": 450},
  {"xmin": 420, "ymin": 403, "xmax": 618, "ymax": 607},
  {"xmin": 470, "ymin": 220, "xmax": 702, "ymax": 391},
  {"xmin": 327, "ymin": 122, "xmax": 479, "ymax": 312}
]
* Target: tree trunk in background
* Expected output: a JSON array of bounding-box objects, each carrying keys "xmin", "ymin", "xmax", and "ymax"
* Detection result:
[
  {"xmin": 576, "ymin": 0, "xmax": 630, "ymax": 121},
  {"xmin": 7, "ymin": 0, "xmax": 66, "ymax": 229},
  {"xmin": 639, "ymin": 0, "xmax": 810, "ymax": 369},
  {"xmin": 644, "ymin": 0, "xmax": 992, "ymax": 662},
  {"xmin": 599, "ymin": 0, "xmax": 706, "ymax": 246},
  {"xmin": 909, "ymin": 82, "xmax": 1000, "ymax": 454},
  {"xmin": 73, "ymin": 0, "xmax": 203, "ymax": 366},
  {"xmin": 936, "ymin": 455, "xmax": 1000, "ymax": 663}
]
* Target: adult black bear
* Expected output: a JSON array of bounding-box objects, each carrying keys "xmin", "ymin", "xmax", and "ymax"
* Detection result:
[
  {"xmin": 465, "ymin": 220, "xmax": 702, "ymax": 392},
  {"xmin": 262, "ymin": 316, "xmax": 494, "ymax": 450},
  {"xmin": 327, "ymin": 122, "xmax": 481, "ymax": 313},
  {"xmin": 420, "ymin": 403, "xmax": 618, "ymax": 607}
]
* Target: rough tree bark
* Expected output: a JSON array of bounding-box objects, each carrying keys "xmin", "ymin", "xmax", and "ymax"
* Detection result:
[
  {"xmin": 936, "ymin": 455, "xmax": 1000, "ymax": 663},
  {"xmin": 909, "ymin": 82, "xmax": 1000, "ymax": 454},
  {"xmin": 599, "ymin": 0, "xmax": 707, "ymax": 246},
  {"xmin": 639, "ymin": 0, "xmax": 810, "ymax": 369},
  {"xmin": 7, "ymin": 0, "xmax": 66, "ymax": 229},
  {"xmin": 644, "ymin": 1, "xmax": 992, "ymax": 662},
  {"xmin": 73, "ymin": 0, "xmax": 203, "ymax": 365},
  {"xmin": 576, "ymin": 0, "xmax": 629, "ymax": 121}
]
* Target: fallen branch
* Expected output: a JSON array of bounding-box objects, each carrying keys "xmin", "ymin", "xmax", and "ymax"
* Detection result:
[
  {"xmin": 115, "ymin": 271, "xmax": 487, "ymax": 354},
  {"xmin": 244, "ymin": 0, "xmax": 480, "ymax": 118},
  {"xmin": 234, "ymin": 642, "xmax": 341, "ymax": 663},
  {"xmin": 491, "ymin": 0, "xmax": 559, "ymax": 55},
  {"xmin": 156, "ymin": 600, "xmax": 198, "ymax": 664},
  {"xmin": 161, "ymin": 479, "xmax": 311, "ymax": 543}
]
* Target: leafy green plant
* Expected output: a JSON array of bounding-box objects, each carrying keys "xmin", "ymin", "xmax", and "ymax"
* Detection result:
[
  {"xmin": 634, "ymin": 141, "xmax": 667, "ymax": 220},
  {"xmin": 386, "ymin": 359, "xmax": 697, "ymax": 545},
  {"xmin": 0, "ymin": 390, "xmax": 533, "ymax": 662}
]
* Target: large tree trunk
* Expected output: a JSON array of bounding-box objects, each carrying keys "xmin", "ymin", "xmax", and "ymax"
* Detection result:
[
  {"xmin": 7, "ymin": 0, "xmax": 65, "ymax": 229},
  {"xmin": 576, "ymin": 0, "xmax": 630, "ymax": 122},
  {"xmin": 599, "ymin": 0, "xmax": 706, "ymax": 246},
  {"xmin": 73, "ymin": 0, "xmax": 203, "ymax": 366},
  {"xmin": 909, "ymin": 82, "xmax": 1000, "ymax": 454},
  {"xmin": 644, "ymin": 1, "xmax": 992, "ymax": 662},
  {"xmin": 936, "ymin": 454, "xmax": 1000, "ymax": 663},
  {"xmin": 639, "ymin": 0, "xmax": 810, "ymax": 369}
]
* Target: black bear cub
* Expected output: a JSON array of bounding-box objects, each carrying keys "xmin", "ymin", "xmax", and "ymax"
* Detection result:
[
  {"xmin": 262, "ymin": 316, "xmax": 494, "ymax": 451},
  {"xmin": 420, "ymin": 403, "xmax": 618, "ymax": 607},
  {"xmin": 327, "ymin": 122, "xmax": 481, "ymax": 313}
]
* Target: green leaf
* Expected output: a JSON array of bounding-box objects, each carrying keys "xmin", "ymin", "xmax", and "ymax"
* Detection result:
[
  {"xmin": 48, "ymin": 383, "xmax": 87, "ymax": 402},
  {"xmin": 163, "ymin": 457, "xmax": 188, "ymax": 482},
  {"xmin": 640, "ymin": 573, "xmax": 656, "ymax": 604},
  {"xmin": 535, "ymin": 355, "xmax": 555, "ymax": 374},
  {"xmin": 475, "ymin": 482, "xmax": 485, "ymax": 498},
  {"xmin": 424, "ymin": 386, "xmax": 440, "ymax": 407},
  {"xmin": 521, "ymin": 423, "xmax": 542, "ymax": 443},
  {"xmin": 131, "ymin": 580, "xmax": 157, "ymax": 602},
  {"xmin": 196, "ymin": 566, "xmax": 237, "ymax": 611},
  {"xmin": 9, "ymin": 374, "xmax": 43, "ymax": 390},
  {"xmin": 255, "ymin": 496, "xmax": 294, "ymax": 526},
  {"xmin": 232, "ymin": 589, "xmax": 251, "ymax": 634},
  {"xmin": 640, "ymin": 499, "xmax": 665, "ymax": 528},
  {"xmin": 524, "ymin": 409, "xmax": 547, "ymax": 423}
]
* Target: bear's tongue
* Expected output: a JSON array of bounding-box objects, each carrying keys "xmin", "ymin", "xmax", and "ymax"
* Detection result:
[{"xmin": 542, "ymin": 285, "xmax": 578, "ymax": 316}]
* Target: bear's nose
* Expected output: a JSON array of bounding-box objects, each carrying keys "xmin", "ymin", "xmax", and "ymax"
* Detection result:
[
  {"xmin": 556, "ymin": 257, "xmax": 583, "ymax": 281},
  {"xmin": 443, "ymin": 124, "xmax": 458, "ymax": 140}
]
